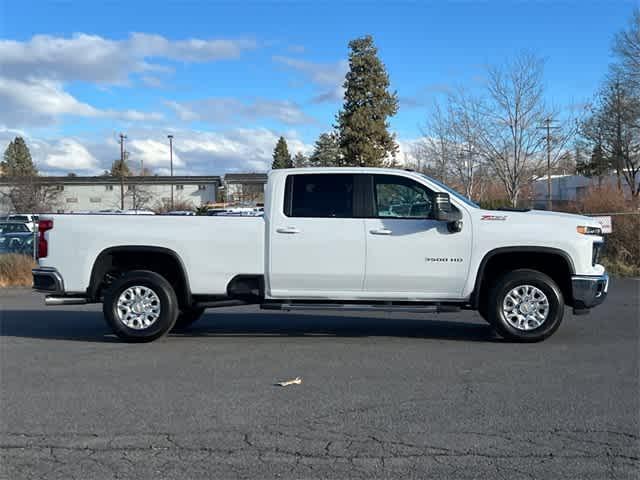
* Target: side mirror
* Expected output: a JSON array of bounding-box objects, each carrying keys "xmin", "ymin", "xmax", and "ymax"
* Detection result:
[
  {"xmin": 433, "ymin": 192, "xmax": 453, "ymax": 221},
  {"xmin": 433, "ymin": 192, "xmax": 463, "ymax": 232}
]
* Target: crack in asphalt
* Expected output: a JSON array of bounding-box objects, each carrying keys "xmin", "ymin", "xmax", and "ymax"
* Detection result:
[{"xmin": 2, "ymin": 428, "xmax": 638, "ymax": 462}]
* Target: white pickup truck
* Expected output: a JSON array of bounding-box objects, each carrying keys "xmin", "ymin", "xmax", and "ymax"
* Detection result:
[{"xmin": 33, "ymin": 167, "xmax": 608, "ymax": 342}]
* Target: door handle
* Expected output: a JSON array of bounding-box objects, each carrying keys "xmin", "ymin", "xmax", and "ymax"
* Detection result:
[
  {"xmin": 370, "ymin": 228, "xmax": 392, "ymax": 235},
  {"xmin": 276, "ymin": 227, "xmax": 301, "ymax": 234}
]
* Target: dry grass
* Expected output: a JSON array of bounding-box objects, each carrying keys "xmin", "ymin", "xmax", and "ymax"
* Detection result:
[
  {"xmin": 564, "ymin": 185, "xmax": 640, "ymax": 277},
  {"xmin": 0, "ymin": 254, "xmax": 36, "ymax": 287}
]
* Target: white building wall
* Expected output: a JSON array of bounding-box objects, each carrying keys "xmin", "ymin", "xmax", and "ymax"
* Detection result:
[{"xmin": 0, "ymin": 180, "xmax": 217, "ymax": 213}]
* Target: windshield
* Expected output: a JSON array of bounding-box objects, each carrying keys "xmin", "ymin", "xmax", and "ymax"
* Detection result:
[
  {"xmin": 419, "ymin": 174, "xmax": 479, "ymax": 208},
  {"xmin": 0, "ymin": 223, "xmax": 30, "ymax": 233}
]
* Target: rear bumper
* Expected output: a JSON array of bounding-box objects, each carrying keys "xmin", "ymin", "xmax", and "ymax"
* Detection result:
[
  {"xmin": 32, "ymin": 267, "xmax": 64, "ymax": 294},
  {"xmin": 33, "ymin": 267, "xmax": 89, "ymax": 305},
  {"xmin": 572, "ymin": 273, "xmax": 609, "ymax": 310}
]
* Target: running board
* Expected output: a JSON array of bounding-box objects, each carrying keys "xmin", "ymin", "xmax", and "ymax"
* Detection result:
[
  {"xmin": 261, "ymin": 303, "xmax": 460, "ymax": 314},
  {"xmin": 45, "ymin": 296, "xmax": 88, "ymax": 306}
]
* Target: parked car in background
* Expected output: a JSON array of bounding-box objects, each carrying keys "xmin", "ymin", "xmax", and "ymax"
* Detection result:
[
  {"xmin": 164, "ymin": 211, "xmax": 196, "ymax": 216},
  {"xmin": 0, "ymin": 232, "xmax": 35, "ymax": 255},
  {"xmin": 0, "ymin": 222, "xmax": 31, "ymax": 234},
  {"xmin": 8, "ymin": 214, "xmax": 39, "ymax": 232}
]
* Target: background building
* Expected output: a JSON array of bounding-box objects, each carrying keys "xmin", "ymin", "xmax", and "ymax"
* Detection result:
[
  {"xmin": 222, "ymin": 173, "xmax": 268, "ymax": 205},
  {"xmin": 0, "ymin": 174, "xmax": 270, "ymax": 213},
  {"xmin": 532, "ymin": 174, "xmax": 634, "ymax": 209},
  {"xmin": 0, "ymin": 176, "xmax": 220, "ymax": 213}
]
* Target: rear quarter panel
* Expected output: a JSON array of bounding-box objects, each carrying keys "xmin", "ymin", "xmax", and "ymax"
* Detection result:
[{"xmin": 39, "ymin": 215, "xmax": 265, "ymax": 295}]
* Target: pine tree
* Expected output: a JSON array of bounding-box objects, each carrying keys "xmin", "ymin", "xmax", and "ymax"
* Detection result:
[
  {"xmin": 110, "ymin": 159, "xmax": 131, "ymax": 177},
  {"xmin": 293, "ymin": 152, "xmax": 308, "ymax": 168},
  {"xmin": 337, "ymin": 35, "xmax": 399, "ymax": 167},
  {"xmin": 1, "ymin": 136, "xmax": 37, "ymax": 177},
  {"xmin": 309, "ymin": 132, "xmax": 342, "ymax": 167},
  {"xmin": 271, "ymin": 136, "xmax": 293, "ymax": 169}
]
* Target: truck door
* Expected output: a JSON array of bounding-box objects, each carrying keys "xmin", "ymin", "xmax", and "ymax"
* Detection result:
[
  {"xmin": 267, "ymin": 173, "xmax": 366, "ymax": 298},
  {"xmin": 363, "ymin": 174, "xmax": 472, "ymax": 299}
]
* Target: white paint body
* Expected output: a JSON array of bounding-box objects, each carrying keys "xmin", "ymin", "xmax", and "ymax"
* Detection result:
[{"xmin": 39, "ymin": 168, "xmax": 605, "ymax": 300}]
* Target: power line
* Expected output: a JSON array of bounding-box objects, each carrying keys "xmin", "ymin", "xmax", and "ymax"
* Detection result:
[{"xmin": 537, "ymin": 118, "xmax": 561, "ymax": 211}]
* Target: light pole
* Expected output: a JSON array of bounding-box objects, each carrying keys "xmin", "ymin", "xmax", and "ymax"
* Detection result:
[
  {"xmin": 119, "ymin": 133, "xmax": 127, "ymax": 210},
  {"xmin": 168, "ymin": 135, "xmax": 174, "ymax": 210}
]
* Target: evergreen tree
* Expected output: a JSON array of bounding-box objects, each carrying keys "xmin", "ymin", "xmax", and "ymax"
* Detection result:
[
  {"xmin": 309, "ymin": 132, "xmax": 342, "ymax": 167},
  {"xmin": 577, "ymin": 143, "xmax": 609, "ymax": 179},
  {"xmin": 1, "ymin": 136, "xmax": 37, "ymax": 177},
  {"xmin": 271, "ymin": 136, "xmax": 293, "ymax": 169},
  {"xmin": 110, "ymin": 159, "xmax": 131, "ymax": 177},
  {"xmin": 293, "ymin": 152, "xmax": 308, "ymax": 168},
  {"xmin": 337, "ymin": 35, "xmax": 399, "ymax": 167}
]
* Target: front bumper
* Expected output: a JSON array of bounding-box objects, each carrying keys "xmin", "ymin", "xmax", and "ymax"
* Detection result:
[
  {"xmin": 32, "ymin": 267, "xmax": 64, "ymax": 293},
  {"xmin": 571, "ymin": 273, "xmax": 609, "ymax": 310}
]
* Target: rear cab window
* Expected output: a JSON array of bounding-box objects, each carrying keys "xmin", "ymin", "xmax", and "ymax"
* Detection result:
[{"xmin": 284, "ymin": 174, "xmax": 355, "ymax": 218}]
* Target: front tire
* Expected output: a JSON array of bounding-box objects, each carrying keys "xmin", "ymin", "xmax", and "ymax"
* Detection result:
[
  {"xmin": 488, "ymin": 269, "xmax": 564, "ymax": 342},
  {"xmin": 103, "ymin": 270, "xmax": 179, "ymax": 342}
]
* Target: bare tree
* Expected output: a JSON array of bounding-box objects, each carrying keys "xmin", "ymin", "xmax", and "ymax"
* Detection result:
[
  {"xmin": 1, "ymin": 177, "xmax": 61, "ymax": 213},
  {"xmin": 613, "ymin": 8, "xmax": 640, "ymax": 90},
  {"xmin": 474, "ymin": 53, "xmax": 549, "ymax": 206},
  {"xmin": 446, "ymin": 90, "xmax": 487, "ymax": 199},
  {"xmin": 414, "ymin": 102, "xmax": 453, "ymax": 184},
  {"xmin": 582, "ymin": 73, "xmax": 640, "ymax": 199}
]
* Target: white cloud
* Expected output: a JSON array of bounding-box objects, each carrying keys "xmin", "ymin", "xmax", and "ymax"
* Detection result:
[
  {"xmin": 165, "ymin": 98, "xmax": 315, "ymax": 125},
  {"xmin": 129, "ymin": 33, "xmax": 257, "ymax": 63},
  {"xmin": 0, "ymin": 33, "xmax": 258, "ymax": 85},
  {"xmin": 0, "ymin": 127, "xmax": 311, "ymax": 176},
  {"xmin": 0, "ymin": 77, "xmax": 99, "ymax": 126},
  {"xmin": 0, "ymin": 77, "xmax": 164, "ymax": 127},
  {"xmin": 0, "ymin": 32, "xmax": 256, "ymax": 128},
  {"xmin": 44, "ymin": 139, "xmax": 99, "ymax": 172},
  {"xmin": 127, "ymin": 138, "xmax": 184, "ymax": 169},
  {"xmin": 396, "ymin": 138, "xmax": 421, "ymax": 166},
  {"xmin": 273, "ymin": 55, "xmax": 347, "ymax": 103}
]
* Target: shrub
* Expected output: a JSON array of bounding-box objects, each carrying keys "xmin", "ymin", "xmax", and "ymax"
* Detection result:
[
  {"xmin": 0, "ymin": 253, "xmax": 36, "ymax": 287},
  {"xmin": 564, "ymin": 185, "xmax": 640, "ymax": 276}
]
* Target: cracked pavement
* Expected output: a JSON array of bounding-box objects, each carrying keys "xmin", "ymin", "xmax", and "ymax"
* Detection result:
[{"xmin": 1, "ymin": 279, "xmax": 638, "ymax": 479}]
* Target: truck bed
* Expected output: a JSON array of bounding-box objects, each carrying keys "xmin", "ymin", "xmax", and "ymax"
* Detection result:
[{"xmin": 39, "ymin": 215, "xmax": 265, "ymax": 295}]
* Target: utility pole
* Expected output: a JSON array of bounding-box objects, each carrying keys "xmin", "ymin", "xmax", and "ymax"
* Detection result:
[
  {"xmin": 119, "ymin": 133, "xmax": 127, "ymax": 210},
  {"xmin": 538, "ymin": 118, "xmax": 560, "ymax": 211},
  {"xmin": 168, "ymin": 135, "xmax": 174, "ymax": 210}
]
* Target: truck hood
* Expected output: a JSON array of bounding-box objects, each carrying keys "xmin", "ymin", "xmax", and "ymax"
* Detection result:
[{"xmin": 476, "ymin": 209, "xmax": 601, "ymax": 227}]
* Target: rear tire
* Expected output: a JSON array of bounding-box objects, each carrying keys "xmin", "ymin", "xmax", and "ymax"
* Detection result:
[
  {"xmin": 488, "ymin": 269, "xmax": 564, "ymax": 342},
  {"xmin": 173, "ymin": 307, "xmax": 205, "ymax": 330},
  {"xmin": 103, "ymin": 270, "xmax": 178, "ymax": 342}
]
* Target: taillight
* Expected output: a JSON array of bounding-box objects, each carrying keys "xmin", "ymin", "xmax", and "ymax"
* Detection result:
[{"xmin": 38, "ymin": 219, "xmax": 53, "ymax": 258}]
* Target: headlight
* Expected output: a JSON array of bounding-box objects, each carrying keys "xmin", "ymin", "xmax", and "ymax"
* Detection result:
[{"xmin": 577, "ymin": 225, "xmax": 603, "ymax": 235}]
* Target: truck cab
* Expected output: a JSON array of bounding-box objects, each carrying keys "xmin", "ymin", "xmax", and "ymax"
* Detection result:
[{"xmin": 33, "ymin": 168, "xmax": 608, "ymax": 343}]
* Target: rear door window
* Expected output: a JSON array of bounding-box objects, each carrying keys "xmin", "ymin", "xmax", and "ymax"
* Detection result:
[{"xmin": 285, "ymin": 174, "xmax": 355, "ymax": 218}]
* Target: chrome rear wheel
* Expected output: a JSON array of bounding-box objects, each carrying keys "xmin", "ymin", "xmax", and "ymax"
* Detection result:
[{"xmin": 116, "ymin": 285, "xmax": 162, "ymax": 330}]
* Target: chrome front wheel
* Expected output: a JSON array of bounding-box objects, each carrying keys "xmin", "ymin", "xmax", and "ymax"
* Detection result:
[
  {"xmin": 502, "ymin": 284, "xmax": 550, "ymax": 331},
  {"xmin": 489, "ymin": 269, "xmax": 564, "ymax": 342}
]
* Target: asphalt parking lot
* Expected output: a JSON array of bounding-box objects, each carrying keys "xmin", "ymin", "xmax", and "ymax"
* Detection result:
[{"xmin": 0, "ymin": 279, "xmax": 638, "ymax": 479}]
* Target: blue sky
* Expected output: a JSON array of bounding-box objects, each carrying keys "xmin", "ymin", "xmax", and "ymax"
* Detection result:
[{"xmin": 0, "ymin": 0, "xmax": 636, "ymax": 175}]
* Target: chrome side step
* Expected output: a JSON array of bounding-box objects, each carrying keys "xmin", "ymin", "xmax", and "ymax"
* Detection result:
[
  {"xmin": 261, "ymin": 303, "xmax": 460, "ymax": 314},
  {"xmin": 44, "ymin": 296, "xmax": 88, "ymax": 306}
]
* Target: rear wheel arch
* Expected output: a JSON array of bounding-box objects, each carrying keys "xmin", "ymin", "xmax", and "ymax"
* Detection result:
[
  {"xmin": 471, "ymin": 247, "xmax": 575, "ymax": 312},
  {"xmin": 88, "ymin": 246, "xmax": 192, "ymax": 306}
]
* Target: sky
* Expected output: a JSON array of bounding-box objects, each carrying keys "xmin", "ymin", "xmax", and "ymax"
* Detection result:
[{"xmin": 0, "ymin": 0, "xmax": 636, "ymax": 176}]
